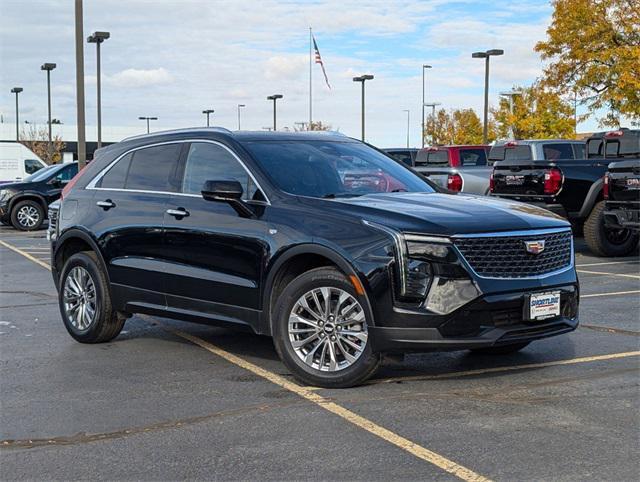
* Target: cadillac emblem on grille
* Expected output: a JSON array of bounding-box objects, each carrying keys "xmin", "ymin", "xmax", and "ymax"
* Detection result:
[{"xmin": 524, "ymin": 240, "xmax": 545, "ymax": 254}]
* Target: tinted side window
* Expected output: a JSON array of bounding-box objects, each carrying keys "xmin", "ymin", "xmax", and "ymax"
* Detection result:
[
  {"xmin": 125, "ymin": 144, "xmax": 182, "ymax": 192},
  {"xmin": 587, "ymin": 139, "xmax": 603, "ymax": 157},
  {"xmin": 181, "ymin": 142, "xmax": 258, "ymax": 200},
  {"xmin": 573, "ymin": 143, "xmax": 585, "ymax": 159},
  {"xmin": 54, "ymin": 163, "xmax": 78, "ymax": 182},
  {"xmin": 24, "ymin": 159, "xmax": 43, "ymax": 174},
  {"xmin": 543, "ymin": 143, "xmax": 574, "ymax": 160},
  {"xmin": 98, "ymin": 153, "xmax": 132, "ymax": 189},
  {"xmin": 605, "ymin": 141, "xmax": 619, "ymax": 157},
  {"xmin": 504, "ymin": 145, "xmax": 532, "ymax": 160},
  {"xmin": 388, "ymin": 151, "xmax": 413, "ymax": 166},
  {"xmin": 459, "ymin": 149, "xmax": 487, "ymax": 166},
  {"xmin": 488, "ymin": 146, "xmax": 505, "ymax": 163}
]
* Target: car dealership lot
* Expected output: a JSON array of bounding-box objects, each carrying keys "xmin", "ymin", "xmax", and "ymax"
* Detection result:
[{"xmin": 1, "ymin": 225, "xmax": 638, "ymax": 481}]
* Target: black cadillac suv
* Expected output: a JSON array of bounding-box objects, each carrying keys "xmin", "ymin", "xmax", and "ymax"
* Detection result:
[{"xmin": 50, "ymin": 128, "xmax": 579, "ymax": 387}]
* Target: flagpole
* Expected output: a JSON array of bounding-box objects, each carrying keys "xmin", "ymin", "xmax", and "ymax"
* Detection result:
[{"xmin": 309, "ymin": 27, "xmax": 313, "ymax": 130}]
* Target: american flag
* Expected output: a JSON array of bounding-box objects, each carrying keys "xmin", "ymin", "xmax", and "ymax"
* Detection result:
[{"xmin": 313, "ymin": 35, "xmax": 331, "ymax": 89}]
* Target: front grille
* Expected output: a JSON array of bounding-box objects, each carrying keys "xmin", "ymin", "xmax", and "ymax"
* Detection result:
[{"xmin": 454, "ymin": 230, "xmax": 572, "ymax": 278}]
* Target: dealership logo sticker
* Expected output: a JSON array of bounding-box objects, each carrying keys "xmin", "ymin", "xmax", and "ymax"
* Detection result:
[{"xmin": 524, "ymin": 240, "xmax": 545, "ymax": 254}]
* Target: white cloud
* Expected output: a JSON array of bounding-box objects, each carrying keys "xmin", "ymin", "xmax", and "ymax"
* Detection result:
[
  {"xmin": 264, "ymin": 56, "xmax": 307, "ymax": 81},
  {"xmin": 105, "ymin": 68, "xmax": 174, "ymax": 88}
]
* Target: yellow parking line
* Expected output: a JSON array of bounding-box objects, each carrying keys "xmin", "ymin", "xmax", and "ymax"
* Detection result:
[
  {"xmin": 582, "ymin": 290, "xmax": 640, "ymax": 298},
  {"xmin": 577, "ymin": 260, "xmax": 639, "ymax": 267},
  {"xmin": 366, "ymin": 351, "xmax": 640, "ymax": 386},
  {"xmin": 2, "ymin": 239, "xmax": 490, "ymax": 481},
  {"xmin": 577, "ymin": 269, "xmax": 640, "ymax": 279},
  {"xmin": 162, "ymin": 326, "xmax": 491, "ymax": 482},
  {"xmin": 0, "ymin": 240, "xmax": 51, "ymax": 271}
]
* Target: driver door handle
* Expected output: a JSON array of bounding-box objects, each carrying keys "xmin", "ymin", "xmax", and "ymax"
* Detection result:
[
  {"xmin": 166, "ymin": 208, "xmax": 190, "ymax": 218},
  {"xmin": 96, "ymin": 200, "xmax": 116, "ymax": 210}
]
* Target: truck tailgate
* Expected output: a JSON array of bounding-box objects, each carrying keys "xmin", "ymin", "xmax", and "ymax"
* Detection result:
[
  {"xmin": 608, "ymin": 160, "xmax": 640, "ymax": 202},
  {"xmin": 491, "ymin": 160, "xmax": 553, "ymax": 198}
]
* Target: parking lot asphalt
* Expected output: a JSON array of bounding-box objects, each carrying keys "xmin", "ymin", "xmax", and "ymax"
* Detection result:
[{"xmin": 1, "ymin": 225, "xmax": 638, "ymax": 481}]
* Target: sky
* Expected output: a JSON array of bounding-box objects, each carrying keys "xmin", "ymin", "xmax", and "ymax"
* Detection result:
[{"xmin": 0, "ymin": 0, "xmax": 604, "ymax": 147}]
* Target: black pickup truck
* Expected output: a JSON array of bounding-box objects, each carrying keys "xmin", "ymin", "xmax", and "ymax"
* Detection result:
[
  {"xmin": 604, "ymin": 152, "xmax": 640, "ymax": 235},
  {"xmin": 490, "ymin": 129, "xmax": 640, "ymax": 257}
]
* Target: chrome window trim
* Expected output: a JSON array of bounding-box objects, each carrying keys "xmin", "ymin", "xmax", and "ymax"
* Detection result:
[
  {"xmin": 452, "ymin": 227, "xmax": 574, "ymax": 280},
  {"xmin": 86, "ymin": 139, "xmax": 270, "ymax": 204}
]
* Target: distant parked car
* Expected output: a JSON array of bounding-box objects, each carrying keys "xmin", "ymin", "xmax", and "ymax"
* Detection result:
[
  {"xmin": 0, "ymin": 141, "xmax": 47, "ymax": 184},
  {"xmin": 0, "ymin": 162, "xmax": 78, "ymax": 230},
  {"xmin": 383, "ymin": 148, "xmax": 419, "ymax": 167},
  {"xmin": 413, "ymin": 145, "xmax": 491, "ymax": 194}
]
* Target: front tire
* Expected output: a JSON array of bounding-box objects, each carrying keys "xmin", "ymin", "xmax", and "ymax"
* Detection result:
[
  {"xmin": 11, "ymin": 199, "xmax": 44, "ymax": 231},
  {"xmin": 272, "ymin": 267, "xmax": 381, "ymax": 388},
  {"xmin": 584, "ymin": 201, "xmax": 638, "ymax": 257},
  {"xmin": 58, "ymin": 251, "xmax": 125, "ymax": 343}
]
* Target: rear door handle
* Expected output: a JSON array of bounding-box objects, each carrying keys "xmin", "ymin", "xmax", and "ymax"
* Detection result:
[
  {"xmin": 166, "ymin": 208, "xmax": 189, "ymax": 218},
  {"xmin": 96, "ymin": 200, "xmax": 115, "ymax": 210}
]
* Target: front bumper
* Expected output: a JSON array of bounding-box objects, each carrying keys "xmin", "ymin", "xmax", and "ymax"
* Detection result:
[
  {"xmin": 370, "ymin": 284, "xmax": 578, "ymax": 352},
  {"xmin": 0, "ymin": 201, "xmax": 9, "ymax": 222}
]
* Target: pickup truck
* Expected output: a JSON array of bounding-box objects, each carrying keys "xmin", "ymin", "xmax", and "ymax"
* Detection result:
[
  {"xmin": 603, "ymin": 132, "xmax": 640, "ymax": 241},
  {"xmin": 413, "ymin": 145, "xmax": 491, "ymax": 194},
  {"xmin": 490, "ymin": 130, "xmax": 640, "ymax": 257}
]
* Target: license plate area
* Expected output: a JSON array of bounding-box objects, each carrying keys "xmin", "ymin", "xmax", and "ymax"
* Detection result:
[{"xmin": 525, "ymin": 291, "xmax": 561, "ymax": 321}]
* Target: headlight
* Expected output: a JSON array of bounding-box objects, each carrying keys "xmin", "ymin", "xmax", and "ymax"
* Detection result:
[
  {"xmin": 403, "ymin": 234, "xmax": 454, "ymax": 299},
  {"xmin": 0, "ymin": 190, "xmax": 9, "ymax": 202}
]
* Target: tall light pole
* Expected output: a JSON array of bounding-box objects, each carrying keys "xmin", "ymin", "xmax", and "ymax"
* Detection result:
[
  {"xmin": 10, "ymin": 87, "xmax": 22, "ymax": 141},
  {"xmin": 237, "ymin": 104, "xmax": 245, "ymax": 130},
  {"xmin": 352, "ymin": 74, "xmax": 374, "ymax": 142},
  {"xmin": 499, "ymin": 90, "xmax": 520, "ymax": 139},
  {"xmin": 88, "ymin": 31, "xmax": 110, "ymax": 149},
  {"xmin": 74, "ymin": 0, "xmax": 86, "ymax": 168},
  {"xmin": 138, "ymin": 116, "xmax": 157, "ymax": 133},
  {"xmin": 267, "ymin": 94, "xmax": 283, "ymax": 131},
  {"xmin": 424, "ymin": 102, "xmax": 441, "ymax": 146},
  {"xmin": 202, "ymin": 109, "xmax": 214, "ymax": 127},
  {"xmin": 403, "ymin": 109, "xmax": 410, "ymax": 148},
  {"xmin": 41, "ymin": 63, "xmax": 56, "ymax": 158},
  {"xmin": 421, "ymin": 64, "xmax": 431, "ymax": 148},
  {"xmin": 472, "ymin": 49, "xmax": 504, "ymax": 144}
]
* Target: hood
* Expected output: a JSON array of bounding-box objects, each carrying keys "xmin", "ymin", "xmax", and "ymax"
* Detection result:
[
  {"xmin": 0, "ymin": 180, "xmax": 38, "ymax": 191},
  {"xmin": 315, "ymin": 192, "xmax": 569, "ymax": 236}
]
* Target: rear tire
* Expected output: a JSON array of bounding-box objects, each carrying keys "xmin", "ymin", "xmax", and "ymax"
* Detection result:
[
  {"xmin": 584, "ymin": 201, "xmax": 638, "ymax": 257},
  {"xmin": 272, "ymin": 267, "xmax": 381, "ymax": 388},
  {"xmin": 58, "ymin": 251, "xmax": 125, "ymax": 343},
  {"xmin": 11, "ymin": 199, "xmax": 44, "ymax": 231},
  {"xmin": 470, "ymin": 342, "xmax": 529, "ymax": 355}
]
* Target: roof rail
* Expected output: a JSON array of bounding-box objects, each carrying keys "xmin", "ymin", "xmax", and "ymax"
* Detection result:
[{"xmin": 122, "ymin": 126, "xmax": 233, "ymax": 142}]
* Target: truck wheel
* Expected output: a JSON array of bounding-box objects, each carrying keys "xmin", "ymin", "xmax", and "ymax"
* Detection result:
[
  {"xmin": 470, "ymin": 342, "xmax": 529, "ymax": 355},
  {"xmin": 58, "ymin": 251, "xmax": 126, "ymax": 343},
  {"xmin": 11, "ymin": 199, "xmax": 44, "ymax": 231},
  {"xmin": 584, "ymin": 201, "xmax": 639, "ymax": 257},
  {"xmin": 272, "ymin": 267, "xmax": 381, "ymax": 388}
]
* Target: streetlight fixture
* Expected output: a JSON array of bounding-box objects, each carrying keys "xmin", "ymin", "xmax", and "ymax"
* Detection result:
[
  {"xmin": 424, "ymin": 102, "xmax": 441, "ymax": 145},
  {"xmin": 352, "ymin": 74, "xmax": 374, "ymax": 141},
  {"xmin": 237, "ymin": 104, "xmax": 245, "ymax": 130},
  {"xmin": 403, "ymin": 109, "xmax": 410, "ymax": 148},
  {"xmin": 472, "ymin": 48, "xmax": 504, "ymax": 143},
  {"xmin": 41, "ymin": 63, "xmax": 57, "ymax": 157},
  {"xmin": 10, "ymin": 87, "xmax": 23, "ymax": 141},
  {"xmin": 202, "ymin": 109, "xmax": 214, "ymax": 127},
  {"xmin": 87, "ymin": 31, "xmax": 110, "ymax": 149},
  {"xmin": 421, "ymin": 64, "xmax": 432, "ymax": 148},
  {"xmin": 267, "ymin": 94, "xmax": 283, "ymax": 131},
  {"xmin": 138, "ymin": 116, "xmax": 158, "ymax": 134}
]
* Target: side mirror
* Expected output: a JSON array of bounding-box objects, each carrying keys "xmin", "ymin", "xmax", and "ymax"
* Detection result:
[
  {"xmin": 201, "ymin": 179, "xmax": 254, "ymax": 218},
  {"xmin": 201, "ymin": 179, "xmax": 243, "ymax": 201}
]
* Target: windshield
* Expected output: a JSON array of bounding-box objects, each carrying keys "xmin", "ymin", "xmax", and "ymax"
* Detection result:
[
  {"xmin": 242, "ymin": 140, "xmax": 436, "ymax": 198},
  {"xmin": 23, "ymin": 163, "xmax": 61, "ymax": 182}
]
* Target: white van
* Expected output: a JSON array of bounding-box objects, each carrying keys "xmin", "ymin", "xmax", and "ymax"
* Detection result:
[{"xmin": 0, "ymin": 141, "xmax": 47, "ymax": 184}]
